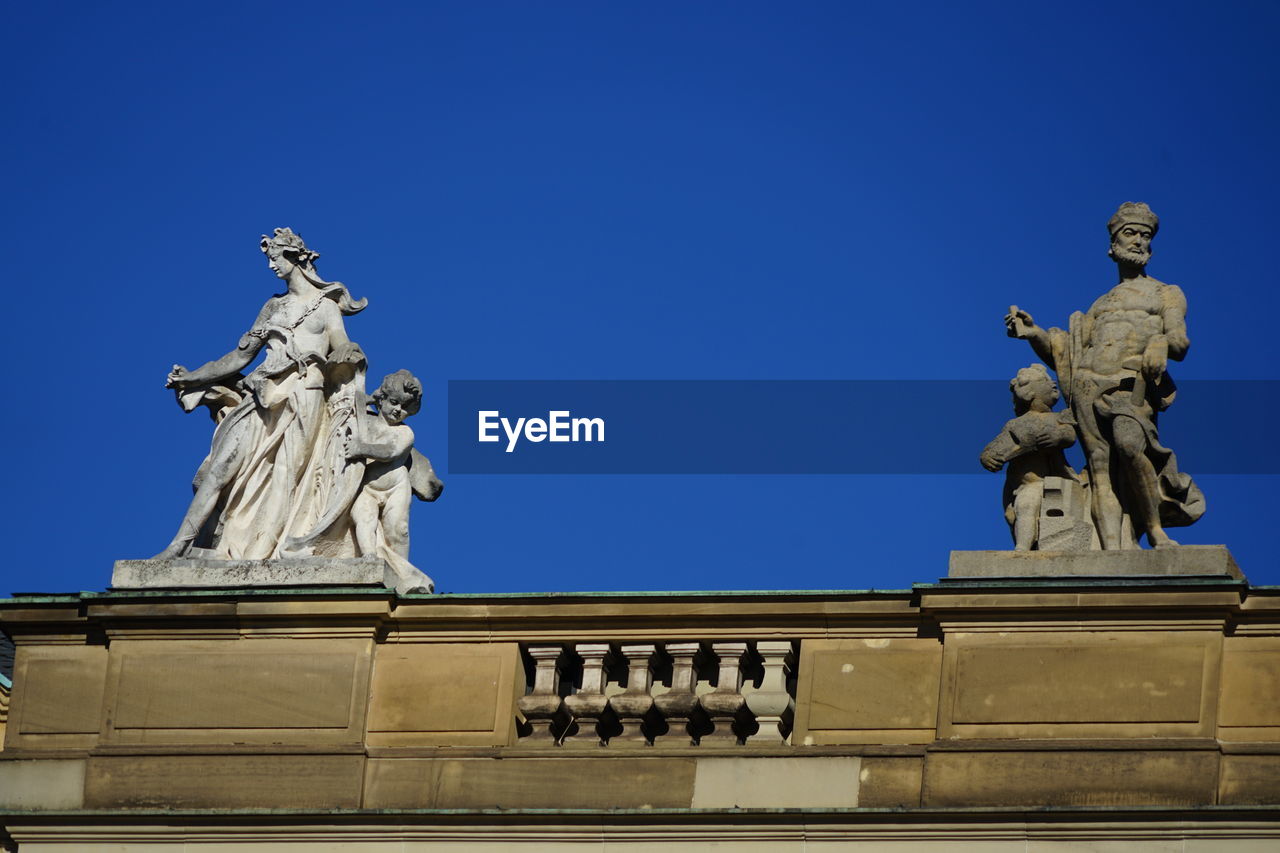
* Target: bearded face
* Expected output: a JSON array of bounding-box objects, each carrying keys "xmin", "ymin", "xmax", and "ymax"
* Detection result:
[
  {"xmin": 1109, "ymin": 224, "xmax": 1155, "ymax": 269},
  {"xmin": 1110, "ymin": 243, "xmax": 1152, "ymax": 267}
]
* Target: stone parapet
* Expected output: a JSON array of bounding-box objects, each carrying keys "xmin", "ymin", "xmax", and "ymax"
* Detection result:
[{"xmin": 1, "ymin": 557, "xmax": 1279, "ymax": 845}]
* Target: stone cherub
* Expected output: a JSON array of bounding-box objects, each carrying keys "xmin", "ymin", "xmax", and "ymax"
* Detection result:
[
  {"xmin": 1005, "ymin": 203, "xmax": 1203, "ymax": 548},
  {"xmin": 348, "ymin": 370, "xmax": 444, "ymax": 589},
  {"xmin": 980, "ymin": 365, "xmax": 1081, "ymax": 551},
  {"xmin": 282, "ymin": 369, "xmax": 443, "ymax": 593}
]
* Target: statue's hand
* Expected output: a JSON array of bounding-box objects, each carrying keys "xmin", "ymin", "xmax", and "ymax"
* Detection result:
[
  {"xmin": 166, "ymin": 364, "xmax": 190, "ymax": 389},
  {"xmin": 1142, "ymin": 334, "xmax": 1168, "ymax": 381},
  {"xmin": 979, "ymin": 448, "xmax": 1004, "ymax": 472},
  {"xmin": 1004, "ymin": 305, "xmax": 1037, "ymax": 339},
  {"xmin": 343, "ymin": 426, "xmax": 364, "ymax": 461}
]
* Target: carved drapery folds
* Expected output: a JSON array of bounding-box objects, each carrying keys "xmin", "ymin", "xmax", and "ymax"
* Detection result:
[{"xmin": 516, "ymin": 640, "xmax": 798, "ymax": 747}]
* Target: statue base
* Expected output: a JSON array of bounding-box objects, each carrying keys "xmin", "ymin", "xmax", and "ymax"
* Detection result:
[
  {"xmin": 948, "ymin": 544, "xmax": 1242, "ymax": 580},
  {"xmin": 111, "ymin": 556, "xmax": 432, "ymax": 595}
]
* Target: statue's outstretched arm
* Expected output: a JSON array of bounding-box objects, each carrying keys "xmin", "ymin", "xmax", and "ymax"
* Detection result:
[
  {"xmin": 1004, "ymin": 305, "xmax": 1056, "ymax": 369},
  {"xmin": 167, "ymin": 332, "xmax": 264, "ymax": 390}
]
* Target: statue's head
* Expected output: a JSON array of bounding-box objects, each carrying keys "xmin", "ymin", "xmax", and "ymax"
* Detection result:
[
  {"xmin": 1011, "ymin": 364, "xmax": 1058, "ymax": 414},
  {"xmin": 1107, "ymin": 202, "xmax": 1158, "ymax": 269},
  {"xmin": 373, "ymin": 369, "xmax": 423, "ymax": 425},
  {"xmin": 260, "ymin": 227, "xmax": 320, "ymax": 281}
]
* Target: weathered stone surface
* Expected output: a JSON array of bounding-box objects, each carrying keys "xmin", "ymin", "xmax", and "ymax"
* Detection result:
[
  {"xmin": 948, "ymin": 544, "xmax": 1241, "ymax": 578},
  {"xmin": 112, "ymin": 555, "xmax": 400, "ymax": 590},
  {"xmin": 923, "ymin": 749, "xmax": 1219, "ymax": 807}
]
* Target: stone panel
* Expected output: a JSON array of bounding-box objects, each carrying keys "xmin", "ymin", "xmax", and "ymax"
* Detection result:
[
  {"xmin": 1219, "ymin": 754, "xmax": 1280, "ymax": 805},
  {"xmin": 794, "ymin": 639, "xmax": 942, "ymax": 745},
  {"xmin": 939, "ymin": 632, "xmax": 1220, "ymax": 739},
  {"xmin": 953, "ymin": 645, "xmax": 1204, "ymax": 723},
  {"xmin": 8, "ymin": 646, "xmax": 108, "ymax": 749},
  {"xmin": 1220, "ymin": 638, "xmax": 1280, "ymax": 733},
  {"xmin": 364, "ymin": 757, "xmax": 696, "ymax": 809},
  {"xmin": 84, "ymin": 754, "xmax": 363, "ymax": 809},
  {"xmin": 923, "ymin": 749, "xmax": 1219, "ymax": 807},
  {"xmin": 367, "ymin": 643, "xmax": 521, "ymax": 746},
  {"xmin": 114, "ymin": 652, "xmax": 355, "ymax": 728},
  {"xmin": 101, "ymin": 639, "xmax": 372, "ymax": 745}
]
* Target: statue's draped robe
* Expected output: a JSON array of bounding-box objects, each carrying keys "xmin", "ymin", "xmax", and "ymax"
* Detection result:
[{"xmin": 188, "ymin": 302, "xmax": 357, "ymax": 559}]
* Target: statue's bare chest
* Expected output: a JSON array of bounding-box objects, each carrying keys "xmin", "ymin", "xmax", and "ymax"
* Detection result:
[{"xmin": 1087, "ymin": 282, "xmax": 1163, "ymax": 321}]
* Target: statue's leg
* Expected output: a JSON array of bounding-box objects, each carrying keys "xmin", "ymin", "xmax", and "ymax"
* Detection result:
[
  {"xmin": 350, "ymin": 489, "xmax": 381, "ymax": 558},
  {"xmin": 1112, "ymin": 417, "xmax": 1177, "ymax": 548},
  {"xmin": 153, "ymin": 443, "xmax": 244, "ymax": 559},
  {"xmin": 1074, "ymin": 400, "xmax": 1124, "ymax": 549},
  {"xmin": 1012, "ymin": 483, "xmax": 1041, "ymax": 551},
  {"xmin": 381, "ymin": 485, "xmax": 412, "ymax": 558}
]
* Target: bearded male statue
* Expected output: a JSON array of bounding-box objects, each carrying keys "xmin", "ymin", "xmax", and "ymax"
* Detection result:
[{"xmin": 1004, "ymin": 202, "xmax": 1205, "ymax": 550}]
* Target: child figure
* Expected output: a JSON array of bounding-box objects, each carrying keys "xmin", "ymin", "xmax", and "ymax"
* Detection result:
[
  {"xmin": 345, "ymin": 369, "xmax": 442, "ymax": 592},
  {"xmin": 980, "ymin": 364, "xmax": 1080, "ymax": 550}
]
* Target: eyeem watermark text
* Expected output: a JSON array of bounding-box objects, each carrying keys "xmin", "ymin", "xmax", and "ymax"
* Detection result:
[{"xmin": 478, "ymin": 410, "xmax": 606, "ymax": 453}]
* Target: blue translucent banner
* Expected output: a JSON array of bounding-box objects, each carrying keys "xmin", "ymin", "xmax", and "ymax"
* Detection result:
[{"xmin": 446, "ymin": 380, "xmax": 1278, "ymax": 474}]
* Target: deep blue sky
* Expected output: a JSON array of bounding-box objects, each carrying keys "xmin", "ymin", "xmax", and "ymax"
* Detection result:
[{"xmin": 3, "ymin": 1, "xmax": 1277, "ymax": 594}]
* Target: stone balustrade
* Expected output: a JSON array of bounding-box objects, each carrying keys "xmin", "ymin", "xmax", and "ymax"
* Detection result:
[{"xmin": 517, "ymin": 640, "xmax": 797, "ymax": 746}]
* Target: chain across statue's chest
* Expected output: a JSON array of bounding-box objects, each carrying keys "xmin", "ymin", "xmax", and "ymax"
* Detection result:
[{"xmin": 264, "ymin": 297, "xmax": 328, "ymax": 332}]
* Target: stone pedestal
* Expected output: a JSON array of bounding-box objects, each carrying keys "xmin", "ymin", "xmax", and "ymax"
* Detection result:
[
  {"xmin": 948, "ymin": 544, "xmax": 1242, "ymax": 579},
  {"xmin": 110, "ymin": 556, "xmax": 426, "ymax": 594}
]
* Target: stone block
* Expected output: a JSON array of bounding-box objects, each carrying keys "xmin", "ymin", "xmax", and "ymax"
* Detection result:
[
  {"xmin": 923, "ymin": 749, "xmax": 1219, "ymax": 806},
  {"xmin": 366, "ymin": 643, "xmax": 521, "ymax": 746},
  {"xmin": 84, "ymin": 754, "xmax": 364, "ymax": 809},
  {"xmin": 947, "ymin": 544, "xmax": 1241, "ymax": 578},
  {"xmin": 364, "ymin": 757, "xmax": 696, "ymax": 809},
  {"xmin": 1219, "ymin": 754, "xmax": 1280, "ymax": 805},
  {"xmin": 691, "ymin": 757, "xmax": 861, "ymax": 808},
  {"xmin": 111, "ymin": 556, "xmax": 395, "ymax": 589},
  {"xmin": 855, "ymin": 756, "xmax": 924, "ymax": 808},
  {"xmin": 0, "ymin": 759, "xmax": 86, "ymax": 809}
]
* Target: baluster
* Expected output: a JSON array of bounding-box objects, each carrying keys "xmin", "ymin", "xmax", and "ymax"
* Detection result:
[
  {"xmin": 516, "ymin": 645, "xmax": 568, "ymax": 744},
  {"xmin": 698, "ymin": 641, "xmax": 749, "ymax": 746},
  {"xmin": 744, "ymin": 641, "xmax": 797, "ymax": 745},
  {"xmin": 608, "ymin": 643, "xmax": 658, "ymax": 747},
  {"xmin": 653, "ymin": 642, "xmax": 701, "ymax": 746},
  {"xmin": 561, "ymin": 643, "xmax": 612, "ymax": 749}
]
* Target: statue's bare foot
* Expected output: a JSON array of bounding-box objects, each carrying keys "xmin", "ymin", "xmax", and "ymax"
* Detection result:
[
  {"xmin": 1152, "ymin": 536, "xmax": 1180, "ymax": 549},
  {"xmin": 152, "ymin": 543, "xmax": 187, "ymax": 560}
]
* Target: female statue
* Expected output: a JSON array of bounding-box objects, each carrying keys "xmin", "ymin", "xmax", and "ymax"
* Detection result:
[{"xmin": 156, "ymin": 228, "xmax": 369, "ymax": 560}]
